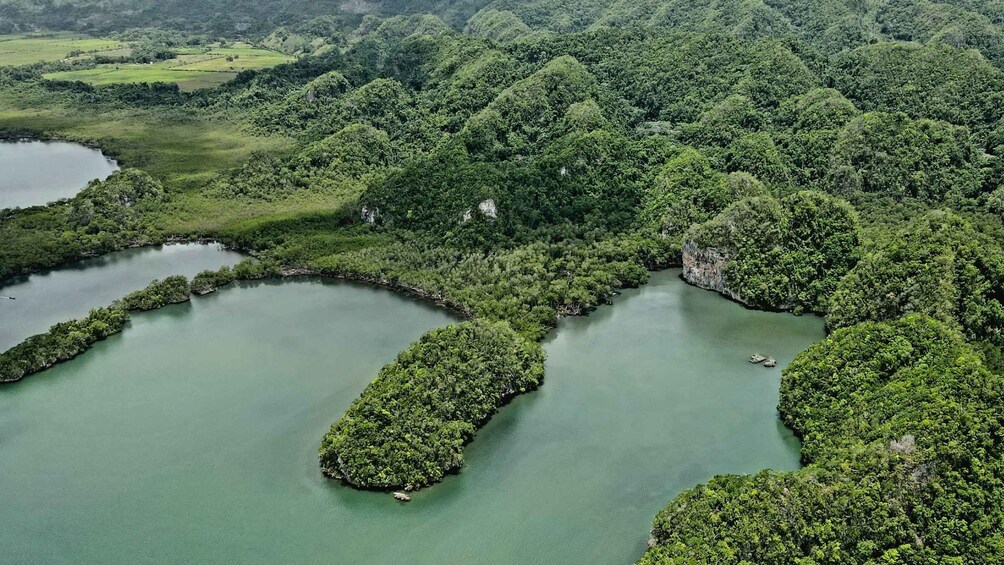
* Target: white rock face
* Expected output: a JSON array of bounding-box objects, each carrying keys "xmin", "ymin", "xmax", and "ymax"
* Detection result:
[
  {"xmin": 361, "ymin": 206, "xmax": 380, "ymax": 225},
  {"xmin": 681, "ymin": 241, "xmax": 740, "ymax": 302},
  {"xmin": 461, "ymin": 199, "xmax": 498, "ymax": 223},
  {"xmin": 478, "ymin": 198, "xmax": 498, "ymax": 219}
]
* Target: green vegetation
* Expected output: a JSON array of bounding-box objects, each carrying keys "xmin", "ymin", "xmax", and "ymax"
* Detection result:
[
  {"xmin": 190, "ymin": 265, "xmax": 236, "ymax": 294},
  {"xmin": 0, "ymin": 32, "xmax": 124, "ymax": 65},
  {"xmin": 0, "ymin": 261, "xmax": 278, "ymax": 382},
  {"xmin": 0, "ymin": 169, "xmax": 168, "ymax": 279},
  {"xmin": 309, "ymin": 235, "xmax": 668, "ymax": 339},
  {"xmin": 640, "ymin": 315, "xmax": 1004, "ymax": 562},
  {"xmin": 828, "ymin": 211, "xmax": 1004, "ymax": 346},
  {"xmin": 43, "ymin": 44, "xmax": 293, "ymax": 91},
  {"xmin": 116, "ymin": 275, "xmax": 191, "ymax": 310},
  {"xmin": 1, "ymin": 0, "xmax": 1004, "ymax": 560},
  {"xmin": 319, "ymin": 320, "xmax": 544, "ymax": 490},
  {"xmin": 684, "ymin": 191, "xmax": 861, "ymax": 312},
  {"xmin": 827, "ymin": 112, "xmax": 982, "ymax": 200},
  {"xmin": 0, "ymin": 307, "xmax": 128, "ymax": 382}
]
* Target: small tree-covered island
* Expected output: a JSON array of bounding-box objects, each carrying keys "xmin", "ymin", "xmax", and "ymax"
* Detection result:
[{"xmin": 2, "ymin": 0, "xmax": 1004, "ymax": 562}]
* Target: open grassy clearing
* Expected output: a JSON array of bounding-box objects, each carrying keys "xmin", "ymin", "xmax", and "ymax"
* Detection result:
[
  {"xmin": 0, "ymin": 33, "xmax": 125, "ymax": 66},
  {"xmin": 43, "ymin": 45, "xmax": 293, "ymax": 91},
  {"xmin": 45, "ymin": 65, "xmax": 236, "ymax": 91},
  {"xmin": 0, "ymin": 103, "xmax": 295, "ymax": 190},
  {"xmin": 162, "ymin": 186, "xmax": 365, "ymax": 235},
  {"xmin": 66, "ymin": 47, "xmax": 134, "ymax": 62}
]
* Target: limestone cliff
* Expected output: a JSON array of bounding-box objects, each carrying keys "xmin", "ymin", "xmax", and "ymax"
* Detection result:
[{"xmin": 681, "ymin": 241, "xmax": 744, "ymax": 304}]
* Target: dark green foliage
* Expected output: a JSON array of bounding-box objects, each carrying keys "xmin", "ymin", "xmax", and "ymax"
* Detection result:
[
  {"xmin": 990, "ymin": 186, "xmax": 1004, "ymax": 218},
  {"xmin": 685, "ymin": 191, "xmax": 860, "ymax": 311},
  {"xmin": 830, "ymin": 42, "xmax": 1004, "ymax": 134},
  {"xmin": 828, "ymin": 211, "xmax": 1004, "ymax": 345},
  {"xmin": 294, "ymin": 123, "xmax": 393, "ymax": 179},
  {"xmin": 211, "ymin": 122, "xmax": 393, "ymax": 202},
  {"xmin": 458, "ymin": 54, "xmax": 598, "ymax": 160},
  {"xmin": 0, "ymin": 261, "xmax": 284, "ymax": 385},
  {"xmin": 309, "ymin": 234, "xmax": 672, "ymax": 340},
  {"xmin": 642, "ymin": 316, "xmax": 1004, "ymax": 562},
  {"xmin": 723, "ymin": 131, "xmax": 790, "ymax": 186},
  {"xmin": 0, "ymin": 307, "xmax": 129, "ymax": 382},
  {"xmin": 641, "ymin": 147, "xmax": 736, "ymax": 235},
  {"xmin": 0, "ymin": 169, "xmax": 168, "ymax": 279},
  {"xmin": 318, "ymin": 320, "xmax": 545, "ymax": 490},
  {"xmin": 3, "ymin": 3, "xmax": 1004, "ymax": 560},
  {"xmin": 827, "ymin": 112, "xmax": 983, "ymax": 200},
  {"xmin": 465, "ymin": 8, "xmax": 531, "ymax": 43},
  {"xmin": 359, "ymin": 118, "xmax": 653, "ymax": 240},
  {"xmin": 774, "ymin": 88, "xmax": 861, "ymax": 187},
  {"xmin": 190, "ymin": 266, "xmax": 236, "ymax": 295},
  {"xmin": 117, "ymin": 275, "xmax": 191, "ymax": 311},
  {"xmin": 232, "ymin": 258, "xmax": 282, "ymax": 280}
]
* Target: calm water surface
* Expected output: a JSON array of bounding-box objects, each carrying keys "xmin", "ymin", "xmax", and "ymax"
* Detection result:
[
  {"xmin": 0, "ymin": 140, "xmax": 119, "ymax": 209},
  {"xmin": 0, "ymin": 270, "xmax": 823, "ymax": 564},
  {"xmin": 0, "ymin": 243, "xmax": 245, "ymax": 351}
]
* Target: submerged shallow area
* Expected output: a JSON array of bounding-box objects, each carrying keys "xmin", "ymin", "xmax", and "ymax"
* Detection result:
[
  {"xmin": 0, "ymin": 270, "xmax": 822, "ymax": 564},
  {"xmin": 0, "ymin": 140, "xmax": 119, "ymax": 209}
]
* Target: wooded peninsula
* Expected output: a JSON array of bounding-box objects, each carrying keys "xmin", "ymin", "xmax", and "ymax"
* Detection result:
[{"xmin": 2, "ymin": 0, "xmax": 1004, "ymax": 562}]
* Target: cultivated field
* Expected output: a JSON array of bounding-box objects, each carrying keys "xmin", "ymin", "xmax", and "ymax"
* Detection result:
[
  {"xmin": 43, "ymin": 44, "xmax": 294, "ymax": 91},
  {"xmin": 0, "ymin": 33, "xmax": 126, "ymax": 66}
]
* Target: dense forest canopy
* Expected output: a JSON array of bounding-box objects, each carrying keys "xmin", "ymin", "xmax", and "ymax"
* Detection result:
[{"xmin": 2, "ymin": 0, "xmax": 1004, "ymax": 562}]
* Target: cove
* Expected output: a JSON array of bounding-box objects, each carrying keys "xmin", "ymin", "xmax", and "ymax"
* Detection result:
[
  {"xmin": 0, "ymin": 140, "xmax": 119, "ymax": 209},
  {"xmin": 0, "ymin": 243, "xmax": 245, "ymax": 351},
  {"xmin": 0, "ymin": 270, "xmax": 823, "ymax": 564}
]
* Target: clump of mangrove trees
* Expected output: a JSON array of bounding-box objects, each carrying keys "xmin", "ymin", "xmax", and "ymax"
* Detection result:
[{"xmin": 319, "ymin": 320, "xmax": 545, "ymax": 490}]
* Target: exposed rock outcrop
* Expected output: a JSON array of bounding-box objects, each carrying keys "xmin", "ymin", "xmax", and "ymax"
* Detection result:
[
  {"xmin": 681, "ymin": 241, "xmax": 743, "ymax": 304},
  {"xmin": 361, "ymin": 205, "xmax": 380, "ymax": 225},
  {"xmin": 462, "ymin": 198, "xmax": 498, "ymax": 223}
]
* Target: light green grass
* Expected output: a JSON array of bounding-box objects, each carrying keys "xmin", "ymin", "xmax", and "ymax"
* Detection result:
[
  {"xmin": 0, "ymin": 104, "xmax": 294, "ymax": 188},
  {"xmin": 42, "ymin": 46, "xmax": 293, "ymax": 91},
  {"xmin": 66, "ymin": 46, "xmax": 133, "ymax": 62},
  {"xmin": 0, "ymin": 33, "xmax": 124, "ymax": 66},
  {"xmin": 44, "ymin": 65, "xmax": 236, "ymax": 91},
  {"xmin": 176, "ymin": 47, "xmax": 293, "ymax": 71}
]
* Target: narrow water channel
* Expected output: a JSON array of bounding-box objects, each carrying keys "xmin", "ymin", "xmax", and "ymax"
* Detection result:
[
  {"xmin": 0, "ymin": 270, "xmax": 823, "ymax": 564},
  {"xmin": 0, "ymin": 243, "xmax": 245, "ymax": 351}
]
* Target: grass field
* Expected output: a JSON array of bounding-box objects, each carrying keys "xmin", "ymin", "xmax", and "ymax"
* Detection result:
[
  {"xmin": 43, "ymin": 45, "xmax": 294, "ymax": 91},
  {"xmin": 44, "ymin": 66, "xmax": 237, "ymax": 91},
  {"xmin": 0, "ymin": 33, "xmax": 125, "ymax": 66},
  {"xmin": 0, "ymin": 102, "xmax": 294, "ymax": 187}
]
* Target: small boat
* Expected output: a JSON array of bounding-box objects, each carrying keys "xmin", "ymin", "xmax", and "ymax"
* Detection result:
[
  {"xmin": 1, "ymin": 295, "xmax": 14, "ymax": 300},
  {"xmin": 393, "ymin": 492, "xmax": 411, "ymax": 502},
  {"xmin": 763, "ymin": 358, "xmax": 777, "ymax": 368},
  {"xmin": 750, "ymin": 354, "xmax": 767, "ymax": 364}
]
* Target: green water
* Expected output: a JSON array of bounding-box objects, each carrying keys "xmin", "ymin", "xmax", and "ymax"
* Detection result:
[{"xmin": 0, "ymin": 270, "xmax": 822, "ymax": 564}]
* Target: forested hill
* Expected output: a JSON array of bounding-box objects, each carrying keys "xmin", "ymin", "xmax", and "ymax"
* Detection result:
[
  {"xmin": 2, "ymin": 0, "xmax": 1004, "ymax": 562},
  {"xmin": 0, "ymin": 0, "xmax": 491, "ymax": 34},
  {"xmin": 6, "ymin": 0, "xmax": 1004, "ymax": 68},
  {"xmin": 479, "ymin": 0, "xmax": 1004, "ymax": 63}
]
